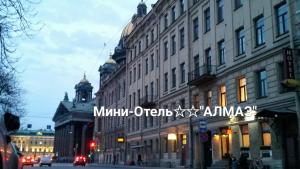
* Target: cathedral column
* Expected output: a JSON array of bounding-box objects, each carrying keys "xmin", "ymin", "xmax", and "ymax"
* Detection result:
[
  {"xmin": 81, "ymin": 124, "xmax": 87, "ymax": 154},
  {"xmin": 69, "ymin": 124, "xmax": 75, "ymax": 157}
]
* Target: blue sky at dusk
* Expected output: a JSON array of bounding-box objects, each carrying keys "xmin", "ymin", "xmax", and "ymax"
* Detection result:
[{"xmin": 15, "ymin": 0, "xmax": 157, "ymax": 129}]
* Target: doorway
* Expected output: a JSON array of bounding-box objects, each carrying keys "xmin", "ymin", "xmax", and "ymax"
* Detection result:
[
  {"xmin": 203, "ymin": 131, "xmax": 212, "ymax": 167},
  {"xmin": 283, "ymin": 118, "xmax": 299, "ymax": 169}
]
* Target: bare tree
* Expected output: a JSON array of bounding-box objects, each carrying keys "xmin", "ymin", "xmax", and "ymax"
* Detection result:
[{"xmin": 0, "ymin": 0, "xmax": 38, "ymax": 116}]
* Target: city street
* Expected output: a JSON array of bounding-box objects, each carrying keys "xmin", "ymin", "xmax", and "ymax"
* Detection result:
[{"xmin": 23, "ymin": 163, "xmax": 152, "ymax": 169}]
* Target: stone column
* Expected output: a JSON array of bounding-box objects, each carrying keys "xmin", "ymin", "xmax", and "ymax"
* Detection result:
[
  {"xmin": 81, "ymin": 124, "xmax": 87, "ymax": 154},
  {"xmin": 69, "ymin": 124, "xmax": 75, "ymax": 157}
]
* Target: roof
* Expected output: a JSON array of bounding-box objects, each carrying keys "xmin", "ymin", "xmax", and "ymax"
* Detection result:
[
  {"xmin": 60, "ymin": 100, "xmax": 94, "ymax": 113},
  {"xmin": 52, "ymin": 100, "xmax": 95, "ymax": 122},
  {"xmin": 11, "ymin": 129, "xmax": 54, "ymax": 137}
]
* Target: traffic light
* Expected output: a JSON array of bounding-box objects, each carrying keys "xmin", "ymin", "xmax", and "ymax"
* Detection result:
[{"xmin": 89, "ymin": 140, "xmax": 96, "ymax": 151}]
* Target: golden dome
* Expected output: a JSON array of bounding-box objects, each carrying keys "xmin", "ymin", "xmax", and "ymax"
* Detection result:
[
  {"xmin": 105, "ymin": 56, "xmax": 116, "ymax": 64},
  {"xmin": 121, "ymin": 21, "xmax": 134, "ymax": 38}
]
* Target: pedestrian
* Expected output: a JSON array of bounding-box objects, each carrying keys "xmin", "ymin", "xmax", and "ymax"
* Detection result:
[{"xmin": 231, "ymin": 157, "xmax": 238, "ymax": 169}]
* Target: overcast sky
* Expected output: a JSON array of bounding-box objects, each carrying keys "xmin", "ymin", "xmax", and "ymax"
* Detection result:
[{"xmin": 15, "ymin": 0, "xmax": 157, "ymax": 130}]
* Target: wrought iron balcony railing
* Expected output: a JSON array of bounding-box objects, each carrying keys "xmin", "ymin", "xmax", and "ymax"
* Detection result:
[{"xmin": 188, "ymin": 64, "xmax": 217, "ymax": 86}]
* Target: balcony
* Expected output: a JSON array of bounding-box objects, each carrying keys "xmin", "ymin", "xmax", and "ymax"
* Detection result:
[
  {"xmin": 140, "ymin": 95, "xmax": 157, "ymax": 108},
  {"xmin": 188, "ymin": 65, "xmax": 216, "ymax": 86}
]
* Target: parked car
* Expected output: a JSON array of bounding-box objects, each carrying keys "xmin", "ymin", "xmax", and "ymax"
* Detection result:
[
  {"xmin": 39, "ymin": 155, "xmax": 52, "ymax": 167},
  {"xmin": 73, "ymin": 155, "xmax": 86, "ymax": 166},
  {"xmin": 22, "ymin": 156, "xmax": 35, "ymax": 167},
  {"xmin": 0, "ymin": 112, "xmax": 21, "ymax": 169}
]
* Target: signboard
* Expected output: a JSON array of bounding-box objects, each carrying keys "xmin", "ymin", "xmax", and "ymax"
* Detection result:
[
  {"xmin": 198, "ymin": 119, "xmax": 207, "ymax": 133},
  {"xmin": 283, "ymin": 48, "xmax": 295, "ymax": 79}
]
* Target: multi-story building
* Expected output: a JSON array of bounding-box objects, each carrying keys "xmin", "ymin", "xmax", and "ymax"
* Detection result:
[
  {"xmin": 95, "ymin": 0, "xmax": 300, "ymax": 168},
  {"xmin": 11, "ymin": 129, "xmax": 54, "ymax": 159}
]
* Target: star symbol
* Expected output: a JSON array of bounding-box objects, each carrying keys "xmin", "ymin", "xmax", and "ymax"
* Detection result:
[
  {"xmin": 175, "ymin": 105, "xmax": 185, "ymax": 117},
  {"xmin": 188, "ymin": 106, "xmax": 199, "ymax": 117}
]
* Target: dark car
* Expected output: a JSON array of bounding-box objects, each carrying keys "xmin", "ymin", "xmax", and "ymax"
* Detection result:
[{"xmin": 73, "ymin": 155, "xmax": 86, "ymax": 166}]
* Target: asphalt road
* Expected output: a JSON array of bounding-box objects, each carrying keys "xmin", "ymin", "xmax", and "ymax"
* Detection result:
[{"xmin": 23, "ymin": 164, "xmax": 108, "ymax": 169}]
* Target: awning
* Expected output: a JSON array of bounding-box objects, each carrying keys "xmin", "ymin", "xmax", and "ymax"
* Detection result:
[{"xmin": 256, "ymin": 108, "xmax": 296, "ymax": 118}]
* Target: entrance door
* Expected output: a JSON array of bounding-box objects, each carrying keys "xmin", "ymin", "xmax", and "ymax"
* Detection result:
[
  {"xmin": 203, "ymin": 131, "xmax": 212, "ymax": 167},
  {"xmin": 285, "ymin": 136, "xmax": 298, "ymax": 169},
  {"xmin": 221, "ymin": 135, "xmax": 229, "ymax": 158},
  {"xmin": 283, "ymin": 118, "xmax": 299, "ymax": 169}
]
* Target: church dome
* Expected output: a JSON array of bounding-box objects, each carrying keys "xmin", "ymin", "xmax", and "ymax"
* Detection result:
[
  {"xmin": 105, "ymin": 57, "xmax": 117, "ymax": 64},
  {"xmin": 121, "ymin": 21, "xmax": 134, "ymax": 39},
  {"xmin": 80, "ymin": 73, "xmax": 89, "ymax": 83}
]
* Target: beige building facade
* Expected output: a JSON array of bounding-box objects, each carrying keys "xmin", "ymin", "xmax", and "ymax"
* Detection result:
[
  {"xmin": 95, "ymin": 0, "xmax": 300, "ymax": 168},
  {"xmin": 11, "ymin": 129, "xmax": 54, "ymax": 159}
]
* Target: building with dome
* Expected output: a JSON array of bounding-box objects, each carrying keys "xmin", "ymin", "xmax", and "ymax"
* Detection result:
[
  {"xmin": 52, "ymin": 74, "xmax": 95, "ymax": 162},
  {"xmin": 93, "ymin": 1, "xmax": 145, "ymax": 164},
  {"xmin": 95, "ymin": 0, "xmax": 300, "ymax": 168}
]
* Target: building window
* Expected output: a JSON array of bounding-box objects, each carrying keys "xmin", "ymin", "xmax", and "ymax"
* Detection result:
[
  {"xmin": 219, "ymin": 85, "xmax": 226, "ymax": 107},
  {"xmin": 193, "ymin": 94, "xmax": 200, "ymax": 109},
  {"xmin": 164, "ymin": 72, "xmax": 168, "ymax": 92},
  {"xmin": 133, "ymin": 67, "xmax": 137, "ymax": 82},
  {"xmin": 194, "ymin": 55, "xmax": 199, "ymax": 73},
  {"xmin": 138, "ymin": 41, "xmax": 142, "ymax": 53},
  {"xmin": 255, "ymin": 16, "xmax": 265, "ymax": 46},
  {"xmin": 172, "ymin": 68, "xmax": 176, "ymax": 88},
  {"xmin": 217, "ymin": 0, "xmax": 224, "ymax": 23},
  {"xmin": 145, "ymin": 86, "xmax": 149, "ymax": 101},
  {"xmin": 164, "ymin": 13, "xmax": 168, "ymax": 30},
  {"xmin": 145, "ymin": 58, "xmax": 149, "ymax": 75},
  {"xmin": 150, "ymin": 81, "xmax": 154, "ymax": 98},
  {"xmin": 276, "ymin": 2, "xmax": 288, "ymax": 36},
  {"xmin": 164, "ymin": 41, "xmax": 168, "ymax": 60},
  {"xmin": 180, "ymin": 63, "xmax": 185, "ymax": 83},
  {"xmin": 193, "ymin": 17, "xmax": 199, "ymax": 40},
  {"xmin": 206, "ymin": 90, "xmax": 212, "ymax": 107},
  {"xmin": 204, "ymin": 8, "xmax": 210, "ymax": 32},
  {"xmin": 241, "ymin": 125, "xmax": 250, "ymax": 147},
  {"xmin": 218, "ymin": 40, "xmax": 225, "ymax": 65},
  {"xmin": 179, "ymin": 28, "xmax": 185, "ymax": 49},
  {"xmin": 123, "ymin": 80, "xmax": 126, "ymax": 97},
  {"xmin": 146, "ymin": 35, "xmax": 149, "ymax": 48},
  {"xmin": 171, "ymin": 102, "xmax": 176, "ymax": 121},
  {"xmin": 236, "ymin": 27, "xmax": 245, "ymax": 55},
  {"xmin": 257, "ymin": 70, "xmax": 268, "ymax": 97},
  {"xmin": 138, "ymin": 64, "xmax": 141, "ymax": 79},
  {"xmin": 129, "ymin": 95, "xmax": 132, "ymax": 109},
  {"xmin": 129, "ymin": 71, "xmax": 132, "ymax": 85},
  {"xmin": 238, "ymin": 77, "xmax": 247, "ymax": 102},
  {"xmin": 180, "ymin": 98, "xmax": 185, "ymax": 109},
  {"xmin": 151, "ymin": 54, "xmax": 154, "ymax": 71},
  {"xmin": 171, "ymin": 6, "xmax": 176, "ymax": 23},
  {"xmin": 261, "ymin": 122, "xmax": 271, "ymax": 146},
  {"xmin": 234, "ymin": 0, "xmax": 243, "ymax": 9},
  {"xmin": 205, "ymin": 48, "xmax": 212, "ymax": 72},
  {"xmin": 133, "ymin": 92, "xmax": 136, "ymax": 107},
  {"xmin": 136, "ymin": 117, "xmax": 140, "ymax": 130},
  {"xmin": 180, "ymin": 0, "xmax": 184, "ymax": 14},
  {"xmin": 171, "ymin": 35, "xmax": 176, "ymax": 55},
  {"xmin": 138, "ymin": 89, "xmax": 141, "ymax": 105},
  {"xmin": 151, "ymin": 29, "xmax": 154, "ymax": 43}
]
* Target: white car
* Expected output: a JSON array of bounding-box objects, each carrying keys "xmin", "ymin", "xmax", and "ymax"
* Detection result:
[
  {"xmin": 39, "ymin": 156, "xmax": 52, "ymax": 167},
  {"xmin": 0, "ymin": 112, "xmax": 22, "ymax": 169}
]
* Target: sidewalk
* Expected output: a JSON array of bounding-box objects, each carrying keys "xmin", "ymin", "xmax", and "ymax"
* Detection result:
[{"xmin": 88, "ymin": 163, "xmax": 185, "ymax": 169}]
